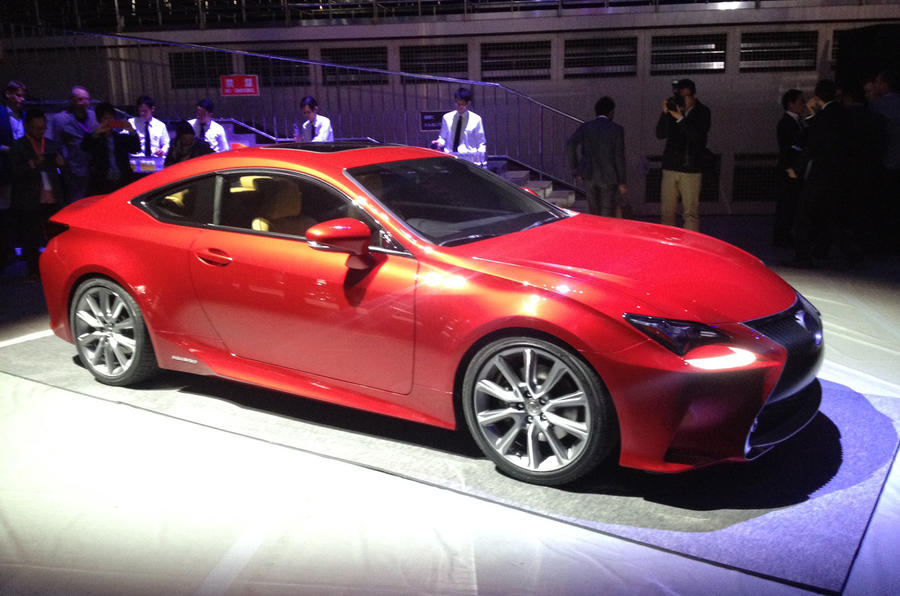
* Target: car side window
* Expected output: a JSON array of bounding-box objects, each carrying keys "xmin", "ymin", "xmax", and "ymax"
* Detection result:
[
  {"xmin": 143, "ymin": 176, "xmax": 216, "ymax": 224},
  {"xmin": 218, "ymin": 172, "xmax": 352, "ymax": 237},
  {"xmin": 215, "ymin": 170, "xmax": 408, "ymax": 253}
]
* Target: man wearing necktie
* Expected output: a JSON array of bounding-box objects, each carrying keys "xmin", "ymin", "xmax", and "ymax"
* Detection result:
[
  {"xmin": 293, "ymin": 96, "xmax": 334, "ymax": 143},
  {"xmin": 433, "ymin": 87, "xmax": 487, "ymax": 167},
  {"xmin": 127, "ymin": 95, "xmax": 169, "ymax": 160},
  {"xmin": 187, "ymin": 98, "xmax": 230, "ymax": 153}
]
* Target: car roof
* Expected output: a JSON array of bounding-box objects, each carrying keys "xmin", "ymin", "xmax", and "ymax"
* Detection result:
[
  {"xmin": 235, "ymin": 142, "xmax": 447, "ymax": 169},
  {"xmin": 124, "ymin": 142, "xmax": 450, "ymax": 201}
]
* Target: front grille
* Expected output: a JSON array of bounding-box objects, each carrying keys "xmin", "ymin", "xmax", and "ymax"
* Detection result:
[
  {"xmin": 742, "ymin": 294, "xmax": 824, "ymax": 457},
  {"xmin": 744, "ymin": 295, "xmax": 824, "ymax": 403}
]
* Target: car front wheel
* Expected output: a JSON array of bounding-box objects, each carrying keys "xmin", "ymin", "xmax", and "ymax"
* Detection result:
[
  {"xmin": 462, "ymin": 337, "xmax": 617, "ymax": 486},
  {"xmin": 70, "ymin": 278, "xmax": 158, "ymax": 386}
]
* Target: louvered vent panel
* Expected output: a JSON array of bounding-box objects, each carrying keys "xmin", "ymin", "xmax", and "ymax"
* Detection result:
[
  {"xmin": 245, "ymin": 49, "xmax": 311, "ymax": 87},
  {"xmin": 564, "ymin": 37, "xmax": 637, "ymax": 78},
  {"xmin": 650, "ymin": 34, "xmax": 726, "ymax": 75},
  {"xmin": 400, "ymin": 44, "xmax": 468, "ymax": 84},
  {"xmin": 320, "ymin": 47, "xmax": 389, "ymax": 86},
  {"xmin": 733, "ymin": 153, "xmax": 778, "ymax": 202},
  {"xmin": 481, "ymin": 41, "xmax": 551, "ymax": 81},
  {"xmin": 740, "ymin": 32, "xmax": 818, "ymax": 72},
  {"xmin": 169, "ymin": 51, "xmax": 232, "ymax": 89}
]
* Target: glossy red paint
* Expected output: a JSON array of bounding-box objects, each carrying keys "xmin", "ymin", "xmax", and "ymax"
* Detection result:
[{"xmin": 40, "ymin": 144, "xmax": 823, "ymax": 480}]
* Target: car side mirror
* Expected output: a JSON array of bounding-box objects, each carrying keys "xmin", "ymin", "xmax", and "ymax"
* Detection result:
[{"xmin": 306, "ymin": 217, "xmax": 374, "ymax": 270}]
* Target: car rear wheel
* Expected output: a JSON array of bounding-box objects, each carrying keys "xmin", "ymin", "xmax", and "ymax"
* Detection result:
[
  {"xmin": 70, "ymin": 278, "xmax": 158, "ymax": 386},
  {"xmin": 462, "ymin": 337, "xmax": 617, "ymax": 486}
]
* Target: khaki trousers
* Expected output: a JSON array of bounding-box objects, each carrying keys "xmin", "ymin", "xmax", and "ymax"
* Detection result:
[{"xmin": 660, "ymin": 169, "xmax": 702, "ymax": 231}]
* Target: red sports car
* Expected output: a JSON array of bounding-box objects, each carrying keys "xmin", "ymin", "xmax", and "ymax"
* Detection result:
[{"xmin": 40, "ymin": 143, "xmax": 823, "ymax": 485}]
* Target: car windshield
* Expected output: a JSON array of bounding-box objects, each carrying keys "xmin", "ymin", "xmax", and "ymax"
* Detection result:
[{"xmin": 347, "ymin": 157, "xmax": 567, "ymax": 246}]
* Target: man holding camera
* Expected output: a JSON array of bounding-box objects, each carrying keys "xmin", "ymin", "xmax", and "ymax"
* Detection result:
[{"xmin": 655, "ymin": 79, "xmax": 711, "ymax": 231}]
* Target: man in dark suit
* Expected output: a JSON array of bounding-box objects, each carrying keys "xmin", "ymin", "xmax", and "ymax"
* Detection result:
[
  {"xmin": 566, "ymin": 96, "xmax": 627, "ymax": 217},
  {"xmin": 773, "ymin": 89, "xmax": 807, "ymax": 247},
  {"xmin": 790, "ymin": 79, "xmax": 860, "ymax": 267}
]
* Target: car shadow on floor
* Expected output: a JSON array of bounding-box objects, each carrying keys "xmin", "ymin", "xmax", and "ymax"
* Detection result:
[
  {"xmin": 567, "ymin": 412, "xmax": 843, "ymax": 511},
  {"xmin": 123, "ymin": 368, "xmax": 896, "ymax": 515},
  {"xmin": 145, "ymin": 368, "xmax": 485, "ymax": 459}
]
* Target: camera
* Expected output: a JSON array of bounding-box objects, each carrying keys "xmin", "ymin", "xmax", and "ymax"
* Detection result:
[
  {"xmin": 666, "ymin": 80, "xmax": 685, "ymax": 111},
  {"xmin": 665, "ymin": 95, "xmax": 684, "ymax": 112}
]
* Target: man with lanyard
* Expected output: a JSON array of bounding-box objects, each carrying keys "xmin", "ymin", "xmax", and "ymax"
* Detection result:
[{"xmin": 49, "ymin": 85, "xmax": 98, "ymax": 204}]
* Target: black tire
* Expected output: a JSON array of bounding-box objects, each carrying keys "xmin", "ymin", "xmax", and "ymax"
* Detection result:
[
  {"xmin": 70, "ymin": 278, "xmax": 159, "ymax": 386},
  {"xmin": 462, "ymin": 337, "xmax": 617, "ymax": 486}
]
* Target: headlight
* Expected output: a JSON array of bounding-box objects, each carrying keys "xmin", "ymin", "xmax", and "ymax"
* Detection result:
[{"xmin": 623, "ymin": 313, "xmax": 730, "ymax": 356}]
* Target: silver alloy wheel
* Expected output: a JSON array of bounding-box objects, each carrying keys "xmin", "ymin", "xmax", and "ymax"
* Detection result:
[
  {"xmin": 471, "ymin": 344, "xmax": 592, "ymax": 474},
  {"xmin": 73, "ymin": 284, "xmax": 139, "ymax": 378}
]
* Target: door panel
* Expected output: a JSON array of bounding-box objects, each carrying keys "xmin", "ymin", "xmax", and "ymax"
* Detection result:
[{"xmin": 189, "ymin": 229, "xmax": 417, "ymax": 394}]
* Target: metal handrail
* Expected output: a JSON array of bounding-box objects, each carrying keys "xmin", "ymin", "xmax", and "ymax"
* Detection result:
[{"xmin": 97, "ymin": 29, "xmax": 585, "ymax": 181}]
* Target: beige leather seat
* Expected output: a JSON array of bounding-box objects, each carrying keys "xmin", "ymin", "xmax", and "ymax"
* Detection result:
[{"xmin": 251, "ymin": 180, "xmax": 315, "ymax": 236}]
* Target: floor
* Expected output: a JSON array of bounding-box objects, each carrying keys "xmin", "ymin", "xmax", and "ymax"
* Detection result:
[{"xmin": 1, "ymin": 214, "xmax": 898, "ymax": 595}]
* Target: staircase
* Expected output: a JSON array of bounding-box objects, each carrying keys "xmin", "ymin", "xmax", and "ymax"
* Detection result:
[
  {"xmin": 220, "ymin": 121, "xmax": 262, "ymax": 148},
  {"xmin": 487, "ymin": 158, "xmax": 582, "ymax": 211}
]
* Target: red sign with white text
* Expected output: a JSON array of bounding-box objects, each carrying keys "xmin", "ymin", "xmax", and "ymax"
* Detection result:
[{"xmin": 220, "ymin": 74, "xmax": 259, "ymax": 97}]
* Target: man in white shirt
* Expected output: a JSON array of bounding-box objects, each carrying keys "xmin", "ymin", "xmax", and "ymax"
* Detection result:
[
  {"xmin": 293, "ymin": 96, "xmax": 334, "ymax": 143},
  {"xmin": 128, "ymin": 95, "xmax": 169, "ymax": 158},
  {"xmin": 187, "ymin": 98, "xmax": 229, "ymax": 153},
  {"xmin": 432, "ymin": 87, "xmax": 487, "ymax": 167}
]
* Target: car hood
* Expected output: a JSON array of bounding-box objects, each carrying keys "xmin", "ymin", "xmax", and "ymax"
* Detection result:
[{"xmin": 447, "ymin": 214, "xmax": 797, "ymax": 323}]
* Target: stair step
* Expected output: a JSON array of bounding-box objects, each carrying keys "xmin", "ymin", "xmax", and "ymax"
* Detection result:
[
  {"xmin": 525, "ymin": 180, "xmax": 553, "ymax": 198},
  {"xmin": 546, "ymin": 189, "xmax": 576, "ymax": 207},
  {"xmin": 486, "ymin": 158, "xmax": 508, "ymax": 176},
  {"xmin": 502, "ymin": 170, "xmax": 531, "ymax": 186}
]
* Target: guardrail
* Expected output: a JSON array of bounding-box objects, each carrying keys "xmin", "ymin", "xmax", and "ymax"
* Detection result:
[{"xmin": 2, "ymin": 25, "xmax": 585, "ymax": 183}]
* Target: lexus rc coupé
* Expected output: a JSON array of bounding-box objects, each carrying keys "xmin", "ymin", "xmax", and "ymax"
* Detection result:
[{"xmin": 40, "ymin": 143, "xmax": 824, "ymax": 485}]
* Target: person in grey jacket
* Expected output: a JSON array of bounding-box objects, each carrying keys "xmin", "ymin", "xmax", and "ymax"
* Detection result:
[
  {"xmin": 566, "ymin": 96, "xmax": 627, "ymax": 217},
  {"xmin": 48, "ymin": 85, "xmax": 97, "ymax": 204}
]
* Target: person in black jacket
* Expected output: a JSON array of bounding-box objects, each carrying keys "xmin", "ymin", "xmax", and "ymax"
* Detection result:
[
  {"xmin": 164, "ymin": 120, "xmax": 213, "ymax": 166},
  {"xmin": 655, "ymin": 79, "xmax": 711, "ymax": 231},
  {"xmin": 789, "ymin": 79, "xmax": 861, "ymax": 267},
  {"xmin": 9, "ymin": 109, "xmax": 65, "ymax": 280},
  {"xmin": 80, "ymin": 102, "xmax": 140, "ymax": 196},
  {"xmin": 773, "ymin": 89, "xmax": 807, "ymax": 247}
]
